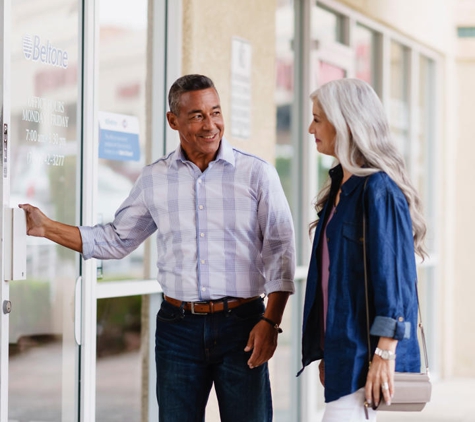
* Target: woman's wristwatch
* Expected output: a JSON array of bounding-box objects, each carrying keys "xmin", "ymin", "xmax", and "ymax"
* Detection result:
[{"xmin": 374, "ymin": 347, "xmax": 396, "ymax": 360}]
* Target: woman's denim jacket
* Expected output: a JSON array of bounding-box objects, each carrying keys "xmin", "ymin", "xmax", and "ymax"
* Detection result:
[{"xmin": 299, "ymin": 165, "xmax": 421, "ymax": 403}]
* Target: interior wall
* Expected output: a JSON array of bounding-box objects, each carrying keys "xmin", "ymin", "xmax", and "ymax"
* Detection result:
[{"xmin": 181, "ymin": 0, "xmax": 277, "ymax": 163}]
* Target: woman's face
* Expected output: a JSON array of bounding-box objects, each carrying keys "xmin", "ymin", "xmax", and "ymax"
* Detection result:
[{"xmin": 308, "ymin": 100, "xmax": 337, "ymax": 157}]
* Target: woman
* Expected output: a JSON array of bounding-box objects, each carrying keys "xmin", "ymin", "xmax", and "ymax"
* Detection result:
[{"xmin": 299, "ymin": 78, "xmax": 427, "ymax": 421}]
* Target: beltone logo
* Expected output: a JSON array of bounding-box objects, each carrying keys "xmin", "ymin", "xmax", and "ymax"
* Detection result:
[{"xmin": 22, "ymin": 34, "xmax": 69, "ymax": 69}]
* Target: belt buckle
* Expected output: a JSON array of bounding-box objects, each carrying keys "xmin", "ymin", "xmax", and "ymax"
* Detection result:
[{"xmin": 191, "ymin": 301, "xmax": 209, "ymax": 315}]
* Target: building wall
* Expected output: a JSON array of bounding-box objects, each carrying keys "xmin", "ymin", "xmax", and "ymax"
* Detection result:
[
  {"xmin": 176, "ymin": 0, "xmax": 475, "ymax": 379},
  {"xmin": 181, "ymin": 0, "xmax": 277, "ymax": 163},
  {"xmin": 338, "ymin": 0, "xmax": 454, "ymax": 53},
  {"xmin": 454, "ymin": 0, "xmax": 475, "ymax": 376}
]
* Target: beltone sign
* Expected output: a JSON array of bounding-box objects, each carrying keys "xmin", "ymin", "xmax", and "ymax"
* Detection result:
[{"xmin": 23, "ymin": 34, "xmax": 69, "ymax": 69}]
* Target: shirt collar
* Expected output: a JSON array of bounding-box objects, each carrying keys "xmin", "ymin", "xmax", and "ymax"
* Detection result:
[{"xmin": 170, "ymin": 137, "xmax": 235, "ymax": 168}]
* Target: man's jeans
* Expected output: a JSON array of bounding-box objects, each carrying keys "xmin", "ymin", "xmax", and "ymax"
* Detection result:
[{"xmin": 155, "ymin": 297, "xmax": 272, "ymax": 422}]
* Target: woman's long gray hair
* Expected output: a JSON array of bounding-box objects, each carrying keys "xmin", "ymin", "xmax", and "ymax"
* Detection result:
[{"xmin": 311, "ymin": 78, "xmax": 427, "ymax": 258}]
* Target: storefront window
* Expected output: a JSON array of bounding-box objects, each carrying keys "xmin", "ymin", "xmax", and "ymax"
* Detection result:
[
  {"xmin": 275, "ymin": 0, "xmax": 295, "ymax": 209},
  {"xmin": 389, "ymin": 41, "xmax": 410, "ymax": 165},
  {"xmin": 97, "ymin": 0, "xmax": 148, "ymax": 281},
  {"xmin": 96, "ymin": 1, "xmax": 149, "ymax": 420},
  {"xmin": 312, "ymin": 4, "xmax": 345, "ymax": 45},
  {"xmin": 418, "ymin": 56, "xmax": 436, "ymax": 252},
  {"xmin": 274, "ymin": 2, "xmax": 296, "ymax": 420},
  {"xmin": 355, "ymin": 24, "xmax": 377, "ymax": 85}
]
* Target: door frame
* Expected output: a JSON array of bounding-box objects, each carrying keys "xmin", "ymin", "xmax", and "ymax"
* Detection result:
[{"xmin": 0, "ymin": 0, "xmax": 11, "ymax": 419}]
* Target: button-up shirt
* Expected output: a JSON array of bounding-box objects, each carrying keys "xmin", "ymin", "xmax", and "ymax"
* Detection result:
[
  {"xmin": 300, "ymin": 165, "xmax": 421, "ymax": 403},
  {"xmin": 80, "ymin": 138, "xmax": 295, "ymax": 301}
]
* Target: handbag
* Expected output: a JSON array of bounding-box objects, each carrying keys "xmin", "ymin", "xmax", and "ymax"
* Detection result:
[{"xmin": 361, "ymin": 178, "xmax": 432, "ymax": 418}]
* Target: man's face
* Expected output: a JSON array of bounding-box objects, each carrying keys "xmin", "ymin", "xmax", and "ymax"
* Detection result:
[{"xmin": 166, "ymin": 88, "xmax": 225, "ymax": 168}]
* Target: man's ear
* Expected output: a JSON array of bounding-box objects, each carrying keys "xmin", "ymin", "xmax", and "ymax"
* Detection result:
[{"xmin": 166, "ymin": 111, "xmax": 178, "ymax": 130}]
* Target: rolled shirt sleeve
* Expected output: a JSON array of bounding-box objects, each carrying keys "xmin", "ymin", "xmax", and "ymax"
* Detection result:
[
  {"xmin": 79, "ymin": 173, "xmax": 157, "ymax": 261},
  {"xmin": 257, "ymin": 165, "xmax": 296, "ymax": 295}
]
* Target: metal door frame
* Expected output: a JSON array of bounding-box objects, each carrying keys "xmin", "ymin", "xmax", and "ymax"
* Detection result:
[{"xmin": 0, "ymin": 0, "xmax": 11, "ymax": 419}]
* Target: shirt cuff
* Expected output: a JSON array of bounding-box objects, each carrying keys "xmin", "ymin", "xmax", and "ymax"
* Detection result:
[
  {"xmin": 265, "ymin": 279, "xmax": 295, "ymax": 295},
  {"xmin": 370, "ymin": 316, "xmax": 411, "ymax": 340},
  {"xmin": 78, "ymin": 226, "xmax": 94, "ymax": 259}
]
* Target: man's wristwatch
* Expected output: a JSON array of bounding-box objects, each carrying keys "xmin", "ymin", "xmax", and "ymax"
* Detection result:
[{"xmin": 374, "ymin": 347, "xmax": 396, "ymax": 360}]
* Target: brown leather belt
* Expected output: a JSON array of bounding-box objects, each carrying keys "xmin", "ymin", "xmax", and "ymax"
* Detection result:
[{"xmin": 164, "ymin": 295, "xmax": 260, "ymax": 315}]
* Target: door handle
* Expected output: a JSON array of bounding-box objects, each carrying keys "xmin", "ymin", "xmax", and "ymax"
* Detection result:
[
  {"xmin": 74, "ymin": 276, "xmax": 82, "ymax": 345},
  {"xmin": 4, "ymin": 208, "xmax": 27, "ymax": 281}
]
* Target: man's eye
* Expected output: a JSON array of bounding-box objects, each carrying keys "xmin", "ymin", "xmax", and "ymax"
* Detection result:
[{"xmin": 191, "ymin": 115, "xmax": 202, "ymax": 120}]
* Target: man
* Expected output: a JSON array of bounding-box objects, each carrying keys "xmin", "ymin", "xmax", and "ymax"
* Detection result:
[{"xmin": 20, "ymin": 74, "xmax": 295, "ymax": 422}]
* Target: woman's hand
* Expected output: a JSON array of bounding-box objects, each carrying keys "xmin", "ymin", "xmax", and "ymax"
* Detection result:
[
  {"xmin": 364, "ymin": 337, "xmax": 397, "ymax": 407},
  {"xmin": 318, "ymin": 359, "xmax": 325, "ymax": 386}
]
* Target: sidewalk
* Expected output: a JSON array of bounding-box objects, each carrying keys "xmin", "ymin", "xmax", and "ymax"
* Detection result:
[
  {"xmin": 378, "ymin": 378, "xmax": 475, "ymax": 422},
  {"xmin": 8, "ymin": 340, "xmax": 475, "ymax": 421}
]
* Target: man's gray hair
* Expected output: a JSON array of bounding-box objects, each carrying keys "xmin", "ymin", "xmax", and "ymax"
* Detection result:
[{"xmin": 168, "ymin": 74, "xmax": 216, "ymax": 115}]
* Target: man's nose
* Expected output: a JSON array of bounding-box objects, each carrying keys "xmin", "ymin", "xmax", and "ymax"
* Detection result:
[{"xmin": 202, "ymin": 115, "xmax": 216, "ymax": 130}]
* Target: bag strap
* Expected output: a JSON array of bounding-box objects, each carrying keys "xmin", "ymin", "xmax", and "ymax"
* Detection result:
[{"xmin": 362, "ymin": 177, "xmax": 430, "ymax": 375}]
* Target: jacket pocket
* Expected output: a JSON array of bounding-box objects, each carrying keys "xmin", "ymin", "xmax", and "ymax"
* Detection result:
[{"xmin": 342, "ymin": 221, "xmax": 363, "ymax": 245}]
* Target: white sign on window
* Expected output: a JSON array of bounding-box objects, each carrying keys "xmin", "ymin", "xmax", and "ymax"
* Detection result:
[{"xmin": 231, "ymin": 37, "xmax": 252, "ymax": 139}]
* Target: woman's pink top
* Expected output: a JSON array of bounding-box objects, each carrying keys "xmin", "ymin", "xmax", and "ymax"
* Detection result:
[{"xmin": 318, "ymin": 205, "xmax": 336, "ymax": 348}]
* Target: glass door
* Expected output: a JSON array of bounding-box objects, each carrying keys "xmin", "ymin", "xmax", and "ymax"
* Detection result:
[{"xmin": 3, "ymin": 0, "xmax": 81, "ymax": 420}]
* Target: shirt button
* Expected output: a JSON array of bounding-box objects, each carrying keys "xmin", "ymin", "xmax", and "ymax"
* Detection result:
[
  {"xmin": 201, "ymin": 260, "xmax": 205, "ymax": 264},
  {"xmin": 200, "ymin": 233, "xmax": 205, "ymax": 237},
  {"xmin": 398, "ymin": 316, "xmax": 404, "ymax": 322},
  {"xmin": 201, "ymin": 287, "xmax": 206, "ymax": 292},
  {"xmin": 198, "ymin": 180, "xmax": 202, "ymax": 184},
  {"xmin": 199, "ymin": 205, "xmax": 204, "ymax": 210}
]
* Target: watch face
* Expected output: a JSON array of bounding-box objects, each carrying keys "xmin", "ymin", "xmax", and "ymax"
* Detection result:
[{"xmin": 382, "ymin": 350, "xmax": 389, "ymax": 359}]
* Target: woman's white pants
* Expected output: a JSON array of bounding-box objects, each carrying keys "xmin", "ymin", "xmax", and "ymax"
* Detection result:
[{"xmin": 322, "ymin": 388, "xmax": 377, "ymax": 422}]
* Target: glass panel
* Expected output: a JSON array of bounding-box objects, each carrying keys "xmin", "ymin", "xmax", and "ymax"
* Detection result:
[
  {"xmin": 96, "ymin": 296, "xmax": 142, "ymax": 421},
  {"xmin": 312, "ymin": 4, "xmax": 345, "ymax": 45},
  {"xmin": 273, "ymin": 3, "xmax": 295, "ymax": 420},
  {"xmin": 389, "ymin": 41, "xmax": 410, "ymax": 166},
  {"xmin": 269, "ymin": 296, "xmax": 294, "ymax": 421},
  {"xmin": 316, "ymin": 61, "xmax": 345, "ymax": 190},
  {"xmin": 417, "ymin": 56, "xmax": 436, "ymax": 253},
  {"xmin": 275, "ymin": 0, "xmax": 295, "ymax": 213},
  {"xmin": 416, "ymin": 266, "xmax": 437, "ymax": 372},
  {"xmin": 8, "ymin": 0, "xmax": 80, "ymax": 420},
  {"xmin": 97, "ymin": 0, "xmax": 148, "ymax": 281},
  {"xmin": 354, "ymin": 24, "xmax": 376, "ymax": 85},
  {"xmin": 318, "ymin": 60, "xmax": 346, "ymax": 86}
]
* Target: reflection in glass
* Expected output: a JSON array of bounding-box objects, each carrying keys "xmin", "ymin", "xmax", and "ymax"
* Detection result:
[
  {"xmin": 273, "ymin": 2, "xmax": 295, "ymax": 421},
  {"xmin": 8, "ymin": 0, "xmax": 79, "ymax": 420},
  {"xmin": 311, "ymin": 4, "xmax": 345, "ymax": 45},
  {"xmin": 389, "ymin": 41, "xmax": 410, "ymax": 165},
  {"xmin": 96, "ymin": 297, "xmax": 142, "ymax": 421},
  {"xmin": 318, "ymin": 60, "xmax": 345, "ymax": 87},
  {"xmin": 418, "ymin": 57, "xmax": 436, "ymax": 252},
  {"xmin": 355, "ymin": 24, "xmax": 376, "ymax": 85},
  {"xmin": 275, "ymin": 0, "xmax": 295, "ymax": 211},
  {"xmin": 316, "ymin": 61, "xmax": 345, "ymax": 191},
  {"xmin": 98, "ymin": 0, "xmax": 148, "ymax": 280}
]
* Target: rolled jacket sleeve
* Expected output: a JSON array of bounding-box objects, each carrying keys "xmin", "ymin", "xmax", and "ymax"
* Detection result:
[{"xmin": 366, "ymin": 173, "xmax": 417, "ymax": 341}]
